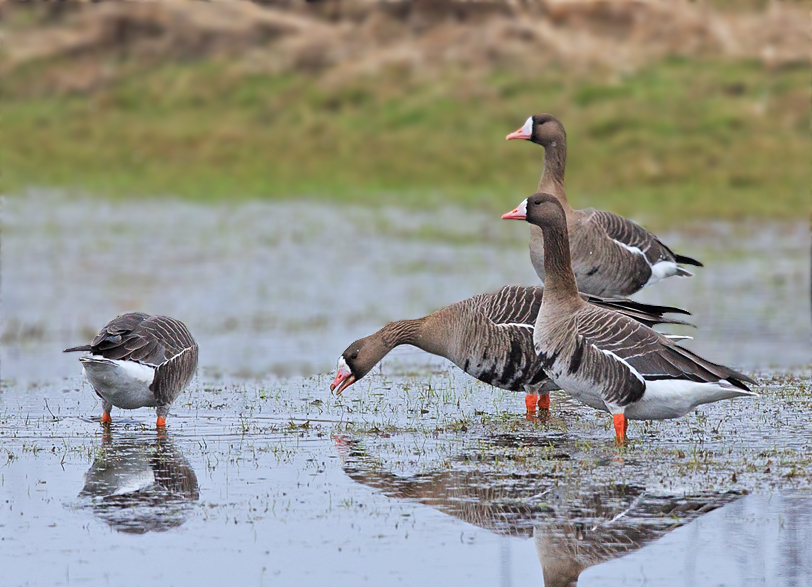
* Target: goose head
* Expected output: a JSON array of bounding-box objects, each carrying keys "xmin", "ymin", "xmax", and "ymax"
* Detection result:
[
  {"xmin": 502, "ymin": 192, "xmax": 565, "ymax": 229},
  {"xmin": 330, "ymin": 333, "xmax": 390, "ymax": 395},
  {"xmin": 506, "ymin": 113, "xmax": 565, "ymax": 148}
]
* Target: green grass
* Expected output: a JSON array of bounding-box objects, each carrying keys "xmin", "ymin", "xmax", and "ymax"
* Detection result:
[{"xmin": 3, "ymin": 57, "xmax": 808, "ymax": 226}]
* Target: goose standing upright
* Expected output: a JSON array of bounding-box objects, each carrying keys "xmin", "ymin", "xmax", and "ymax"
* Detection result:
[
  {"xmin": 64, "ymin": 313, "xmax": 198, "ymax": 427},
  {"xmin": 502, "ymin": 194, "xmax": 755, "ymax": 442},
  {"xmin": 506, "ymin": 114, "xmax": 702, "ymax": 296},
  {"xmin": 330, "ymin": 286, "xmax": 690, "ymax": 415}
]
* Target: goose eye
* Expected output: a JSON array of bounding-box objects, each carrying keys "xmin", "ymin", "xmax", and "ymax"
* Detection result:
[{"xmin": 350, "ymin": 352, "xmax": 358, "ymax": 360}]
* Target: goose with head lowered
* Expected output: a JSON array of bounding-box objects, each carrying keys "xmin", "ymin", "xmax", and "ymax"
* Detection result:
[
  {"xmin": 64, "ymin": 313, "xmax": 198, "ymax": 427},
  {"xmin": 330, "ymin": 285, "xmax": 690, "ymax": 415},
  {"xmin": 502, "ymin": 193, "xmax": 756, "ymax": 443},
  {"xmin": 506, "ymin": 114, "xmax": 702, "ymax": 297}
]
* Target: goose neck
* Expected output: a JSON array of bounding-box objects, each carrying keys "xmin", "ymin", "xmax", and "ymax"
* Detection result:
[
  {"xmin": 539, "ymin": 220, "xmax": 580, "ymax": 302},
  {"xmin": 382, "ymin": 318, "xmax": 425, "ymax": 350},
  {"xmin": 538, "ymin": 141, "xmax": 569, "ymax": 208}
]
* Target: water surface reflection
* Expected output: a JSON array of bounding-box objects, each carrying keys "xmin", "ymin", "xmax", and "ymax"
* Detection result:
[
  {"xmin": 335, "ymin": 434, "xmax": 744, "ymax": 586},
  {"xmin": 533, "ymin": 490, "xmax": 739, "ymax": 587},
  {"xmin": 75, "ymin": 431, "xmax": 199, "ymax": 534}
]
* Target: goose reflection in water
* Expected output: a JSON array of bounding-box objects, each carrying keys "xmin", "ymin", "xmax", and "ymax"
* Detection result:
[
  {"xmin": 335, "ymin": 435, "xmax": 743, "ymax": 586},
  {"xmin": 77, "ymin": 431, "xmax": 199, "ymax": 534},
  {"xmin": 532, "ymin": 488, "xmax": 742, "ymax": 587}
]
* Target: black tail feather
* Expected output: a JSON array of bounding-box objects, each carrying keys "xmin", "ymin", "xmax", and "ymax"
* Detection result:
[
  {"xmin": 586, "ymin": 296, "xmax": 694, "ymax": 328},
  {"xmin": 671, "ymin": 344, "xmax": 757, "ymax": 390},
  {"xmin": 601, "ymin": 298, "xmax": 692, "ymax": 316},
  {"xmin": 675, "ymin": 254, "xmax": 703, "ymax": 267},
  {"xmin": 724, "ymin": 367, "xmax": 757, "ymax": 389},
  {"xmin": 63, "ymin": 345, "xmax": 92, "ymax": 353}
]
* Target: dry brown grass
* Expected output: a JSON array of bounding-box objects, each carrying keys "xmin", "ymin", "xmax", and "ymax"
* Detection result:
[{"xmin": 3, "ymin": 0, "xmax": 808, "ymax": 95}]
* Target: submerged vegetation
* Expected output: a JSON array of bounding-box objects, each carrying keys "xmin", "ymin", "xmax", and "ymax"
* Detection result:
[
  {"xmin": 3, "ymin": 368, "xmax": 811, "ymax": 489},
  {"xmin": 2, "ymin": 0, "xmax": 807, "ymax": 225}
]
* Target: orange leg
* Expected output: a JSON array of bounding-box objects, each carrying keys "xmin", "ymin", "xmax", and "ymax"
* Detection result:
[
  {"xmin": 156, "ymin": 416, "xmax": 167, "ymax": 428},
  {"xmin": 538, "ymin": 395, "xmax": 551, "ymax": 410},
  {"xmin": 333, "ymin": 434, "xmax": 351, "ymax": 452},
  {"xmin": 613, "ymin": 413, "xmax": 627, "ymax": 444},
  {"xmin": 525, "ymin": 394, "xmax": 538, "ymax": 413},
  {"xmin": 101, "ymin": 412, "xmax": 112, "ymax": 425}
]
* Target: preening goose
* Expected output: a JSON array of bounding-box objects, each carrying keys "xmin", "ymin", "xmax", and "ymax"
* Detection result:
[
  {"xmin": 330, "ymin": 285, "xmax": 690, "ymax": 414},
  {"xmin": 502, "ymin": 194, "xmax": 755, "ymax": 442},
  {"xmin": 64, "ymin": 313, "xmax": 198, "ymax": 427},
  {"xmin": 506, "ymin": 114, "xmax": 702, "ymax": 297}
]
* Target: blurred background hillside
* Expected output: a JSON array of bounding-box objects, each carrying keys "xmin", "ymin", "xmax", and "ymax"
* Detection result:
[{"xmin": 2, "ymin": 0, "xmax": 808, "ymax": 223}]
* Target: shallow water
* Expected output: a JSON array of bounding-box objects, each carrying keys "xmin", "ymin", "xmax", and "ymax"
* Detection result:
[
  {"xmin": 1, "ymin": 371, "xmax": 810, "ymax": 586},
  {"xmin": 2, "ymin": 192, "xmax": 809, "ymax": 380},
  {"xmin": 1, "ymin": 193, "xmax": 811, "ymax": 586}
]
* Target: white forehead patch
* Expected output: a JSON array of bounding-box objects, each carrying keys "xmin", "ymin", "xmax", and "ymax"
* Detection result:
[
  {"xmin": 521, "ymin": 116, "xmax": 533, "ymax": 136},
  {"xmin": 517, "ymin": 199, "xmax": 528, "ymax": 215},
  {"xmin": 336, "ymin": 356, "xmax": 351, "ymax": 376}
]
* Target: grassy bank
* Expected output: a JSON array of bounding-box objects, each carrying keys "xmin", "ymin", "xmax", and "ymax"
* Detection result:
[{"xmin": 4, "ymin": 57, "xmax": 807, "ymax": 225}]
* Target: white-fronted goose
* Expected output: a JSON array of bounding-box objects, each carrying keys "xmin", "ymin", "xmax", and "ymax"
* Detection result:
[
  {"xmin": 79, "ymin": 432, "xmax": 200, "ymax": 533},
  {"xmin": 64, "ymin": 312, "xmax": 198, "ymax": 427},
  {"xmin": 330, "ymin": 285, "xmax": 690, "ymax": 414},
  {"xmin": 502, "ymin": 193, "xmax": 755, "ymax": 442},
  {"xmin": 506, "ymin": 114, "xmax": 702, "ymax": 296}
]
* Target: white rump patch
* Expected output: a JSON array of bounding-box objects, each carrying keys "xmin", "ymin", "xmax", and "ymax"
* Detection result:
[
  {"xmin": 645, "ymin": 260, "xmax": 681, "ymax": 286},
  {"xmin": 81, "ymin": 356, "xmax": 155, "ymax": 385},
  {"xmin": 610, "ymin": 239, "xmax": 688, "ymax": 288},
  {"xmin": 116, "ymin": 359, "xmax": 156, "ymax": 384},
  {"xmin": 626, "ymin": 379, "xmax": 757, "ymax": 420},
  {"xmin": 80, "ymin": 356, "xmax": 157, "ymax": 409}
]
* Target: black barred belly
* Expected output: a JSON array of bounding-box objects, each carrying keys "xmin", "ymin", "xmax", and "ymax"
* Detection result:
[{"xmin": 459, "ymin": 338, "xmax": 539, "ymax": 392}]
